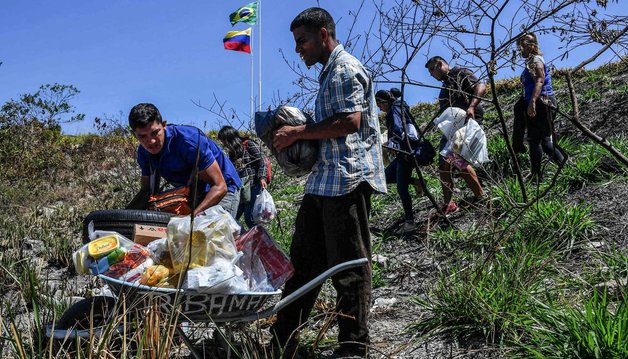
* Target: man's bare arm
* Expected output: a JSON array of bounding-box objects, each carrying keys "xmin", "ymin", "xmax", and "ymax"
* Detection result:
[
  {"xmin": 273, "ymin": 111, "xmax": 361, "ymax": 150},
  {"xmin": 126, "ymin": 176, "xmax": 150, "ymax": 210}
]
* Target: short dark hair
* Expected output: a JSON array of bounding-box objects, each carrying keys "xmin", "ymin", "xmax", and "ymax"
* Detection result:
[
  {"xmin": 425, "ymin": 55, "xmax": 447, "ymax": 68},
  {"xmin": 128, "ymin": 103, "xmax": 163, "ymax": 130},
  {"xmin": 290, "ymin": 7, "xmax": 336, "ymax": 40},
  {"xmin": 390, "ymin": 88, "xmax": 402, "ymax": 99}
]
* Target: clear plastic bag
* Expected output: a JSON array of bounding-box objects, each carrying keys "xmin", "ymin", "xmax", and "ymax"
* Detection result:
[
  {"xmin": 236, "ymin": 225, "xmax": 294, "ymax": 291},
  {"xmin": 72, "ymin": 230, "xmax": 153, "ymax": 283},
  {"xmin": 167, "ymin": 205, "xmax": 240, "ymax": 274},
  {"xmin": 183, "ymin": 253, "xmax": 249, "ymax": 294},
  {"xmin": 252, "ymin": 189, "xmax": 276, "ymax": 224}
]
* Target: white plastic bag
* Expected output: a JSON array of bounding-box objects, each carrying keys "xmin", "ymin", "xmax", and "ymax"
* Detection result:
[
  {"xmin": 252, "ymin": 189, "xmax": 276, "ymax": 224},
  {"xmin": 184, "ymin": 253, "xmax": 248, "ymax": 294},
  {"xmin": 441, "ymin": 118, "xmax": 489, "ymax": 166},
  {"xmin": 434, "ymin": 107, "xmax": 467, "ymax": 140},
  {"xmin": 167, "ymin": 205, "xmax": 240, "ymax": 273},
  {"xmin": 405, "ymin": 122, "xmax": 419, "ymax": 141}
]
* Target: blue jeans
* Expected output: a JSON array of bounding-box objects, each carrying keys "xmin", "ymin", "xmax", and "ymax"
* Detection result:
[
  {"xmin": 385, "ymin": 155, "xmax": 414, "ymax": 222},
  {"xmin": 236, "ymin": 183, "xmax": 263, "ymax": 229}
]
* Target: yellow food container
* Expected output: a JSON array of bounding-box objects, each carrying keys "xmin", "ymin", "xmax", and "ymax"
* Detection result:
[
  {"xmin": 72, "ymin": 249, "xmax": 91, "ymax": 274},
  {"xmin": 88, "ymin": 235, "xmax": 120, "ymax": 259},
  {"xmin": 140, "ymin": 265, "xmax": 171, "ymax": 286}
]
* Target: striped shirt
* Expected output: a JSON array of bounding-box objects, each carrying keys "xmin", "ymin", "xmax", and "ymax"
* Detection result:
[
  {"xmin": 240, "ymin": 139, "xmax": 268, "ymax": 184},
  {"xmin": 305, "ymin": 44, "xmax": 387, "ymax": 196}
]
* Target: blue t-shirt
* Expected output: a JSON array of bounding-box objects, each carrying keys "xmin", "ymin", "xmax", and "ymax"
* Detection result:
[
  {"xmin": 137, "ymin": 124, "xmax": 241, "ymax": 194},
  {"xmin": 521, "ymin": 55, "xmax": 554, "ymax": 104}
]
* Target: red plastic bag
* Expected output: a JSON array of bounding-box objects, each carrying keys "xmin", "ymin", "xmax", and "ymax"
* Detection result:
[{"xmin": 236, "ymin": 225, "xmax": 294, "ymax": 290}]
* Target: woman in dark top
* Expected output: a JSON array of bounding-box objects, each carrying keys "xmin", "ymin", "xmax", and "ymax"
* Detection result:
[
  {"xmin": 217, "ymin": 126, "xmax": 268, "ymax": 228},
  {"xmin": 376, "ymin": 89, "xmax": 423, "ymax": 232},
  {"xmin": 513, "ymin": 33, "xmax": 566, "ymax": 182}
]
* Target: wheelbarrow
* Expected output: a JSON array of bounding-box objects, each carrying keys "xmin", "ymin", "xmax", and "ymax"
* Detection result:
[{"xmin": 46, "ymin": 257, "xmax": 369, "ymax": 358}]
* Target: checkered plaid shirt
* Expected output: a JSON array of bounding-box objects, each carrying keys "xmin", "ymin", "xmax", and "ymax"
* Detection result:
[{"xmin": 305, "ymin": 44, "xmax": 387, "ymax": 197}]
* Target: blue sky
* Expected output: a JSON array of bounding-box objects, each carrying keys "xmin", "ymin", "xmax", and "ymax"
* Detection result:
[{"xmin": 1, "ymin": 1, "xmax": 624, "ymax": 134}]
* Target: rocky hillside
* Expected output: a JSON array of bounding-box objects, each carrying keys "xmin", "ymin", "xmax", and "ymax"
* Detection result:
[{"xmin": 0, "ymin": 62, "xmax": 627, "ymax": 358}]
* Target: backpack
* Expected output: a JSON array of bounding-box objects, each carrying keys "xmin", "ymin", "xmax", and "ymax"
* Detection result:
[
  {"xmin": 392, "ymin": 101, "xmax": 436, "ymax": 166},
  {"xmin": 244, "ymin": 139, "xmax": 272, "ymax": 184}
]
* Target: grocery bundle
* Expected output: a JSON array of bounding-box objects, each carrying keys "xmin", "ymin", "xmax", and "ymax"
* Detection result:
[
  {"xmin": 73, "ymin": 205, "xmax": 293, "ymax": 294},
  {"xmin": 72, "ymin": 232, "xmax": 156, "ymax": 284},
  {"xmin": 252, "ymin": 188, "xmax": 276, "ymax": 224},
  {"xmin": 236, "ymin": 225, "xmax": 294, "ymax": 291}
]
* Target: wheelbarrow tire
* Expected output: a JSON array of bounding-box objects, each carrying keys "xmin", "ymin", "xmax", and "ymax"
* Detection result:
[
  {"xmin": 56, "ymin": 296, "xmax": 117, "ymax": 330},
  {"xmin": 82, "ymin": 209, "xmax": 173, "ymax": 244},
  {"xmin": 54, "ymin": 296, "xmax": 130, "ymax": 356}
]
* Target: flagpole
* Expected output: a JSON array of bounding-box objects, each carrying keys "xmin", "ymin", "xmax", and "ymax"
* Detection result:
[
  {"xmin": 250, "ymin": 26, "xmax": 254, "ymax": 129},
  {"xmin": 258, "ymin": 0, "xmax": 262, "ymax": 111}
]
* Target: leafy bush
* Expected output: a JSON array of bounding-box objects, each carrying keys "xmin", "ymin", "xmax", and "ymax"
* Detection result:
[{"xmin": 0, "ymin": 84, "xmax": 84, "ymax": 190}]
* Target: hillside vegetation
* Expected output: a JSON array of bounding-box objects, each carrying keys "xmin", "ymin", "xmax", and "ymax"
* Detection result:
[{"xmin": 0, "ymin": 62, "xmax": 627, "ymax": 358}]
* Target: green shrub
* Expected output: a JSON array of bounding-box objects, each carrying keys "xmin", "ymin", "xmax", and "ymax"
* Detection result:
[
  {"xmin": 517, "ymin": 288, "xmax": 628, "ymax": 359},
  {"xmin": 518, "ymin": 200, "xmax": 596, "ymax": 250},
  {"xmin": 412, "ymin": 240, "xmax": 550, "ymax": 344}
]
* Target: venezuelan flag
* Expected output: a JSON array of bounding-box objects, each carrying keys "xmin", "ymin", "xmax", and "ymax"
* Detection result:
[
  {"xmin": 229, "ymin": 1, "xmax": 257, "ymax": 25},
  {"xmin": 223, "ymin": 28, "xmax": 252, "ymax": 54}
]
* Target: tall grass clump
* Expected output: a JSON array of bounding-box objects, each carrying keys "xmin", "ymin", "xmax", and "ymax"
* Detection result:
[
  {"xmin": 557, "ymin": 138, "xmax": 628, "ymax": 190},
  {"xmin": 518, "ymin": 200, "xmax": 596, "ymax": 250},
  {"xmin": 427, "ymin": 225, "xmax": 492, "ymax": 258},
  {"xmin": 412, "ymin": 239, "xmax": 552, "ymax": 344},
  {"xmin": 491, "ymin": 177, "xmax": 527, "ymax": 209},
  {"xmin": 485, "ymin": 135, "xmax": 519, "ymax": 177},
  {"xmin": 1, "ymin": 262, "xmax": 71, "ymax": 358},
  {"xmin": 516, "ymin": 288, "xmax": 628, "ymax": 359}
]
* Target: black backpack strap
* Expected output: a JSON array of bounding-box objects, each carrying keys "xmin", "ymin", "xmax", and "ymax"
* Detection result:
[{"xmin": 149, "ymin": 161, "xmax": 160, "ymax": 195}]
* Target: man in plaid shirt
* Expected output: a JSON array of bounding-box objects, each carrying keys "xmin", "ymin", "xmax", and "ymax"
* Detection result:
[{"xmin": 270, "ymin": 7, "xmax": 386, "ymax": 358}]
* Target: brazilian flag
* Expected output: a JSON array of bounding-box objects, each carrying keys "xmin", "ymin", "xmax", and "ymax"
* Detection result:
[{"xmin": 229, "ymin": 2, "xmax": 258, "ymax": 26}]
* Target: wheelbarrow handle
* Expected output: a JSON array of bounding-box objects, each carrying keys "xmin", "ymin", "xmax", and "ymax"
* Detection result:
[{"xmin": 237, "ymin": 257, "xmax": 369, "ymax": 322}]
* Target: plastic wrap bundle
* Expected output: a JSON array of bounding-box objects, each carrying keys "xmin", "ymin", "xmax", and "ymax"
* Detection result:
[
  {"xmin": 434, "ymin": 107, "xmax": 489, "ymax": 166},
  {"xmin": 255, "ymin": 106, "xmax": 319, "ymax": 177},
  {"xmin": 72, "ymin": 231, "xmax": 154, "ymax": 283},
  {"xmin": 167, "ymin": 206, "xmax": 240, "ymax": 274},
  {"xmin": 235, "ymin": 225, "xmax": 294, "ymax": 291},
  {"xmin": 433, "ymin": 107, "xmax": 468, "ymax": 140}
]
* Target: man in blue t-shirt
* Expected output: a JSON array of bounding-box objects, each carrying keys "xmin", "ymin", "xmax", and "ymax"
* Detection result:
[{"xmin": 126, "ymin": 103, "xmax": 241, "ymax": 217}]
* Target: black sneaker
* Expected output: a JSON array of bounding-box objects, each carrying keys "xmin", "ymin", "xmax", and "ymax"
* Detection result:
[
  {"xmin": 402, "ymin": 221, "xmax": 418, "ymax": 232},
  {"xmin": 332, "ymin": 344, "xmax": 367, "ymax": 358}
]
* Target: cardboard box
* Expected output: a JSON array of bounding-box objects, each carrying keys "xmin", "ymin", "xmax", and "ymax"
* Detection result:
[{"xmin": 133, "ymin": 224, "xmax": 167, "ymax": 246}]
